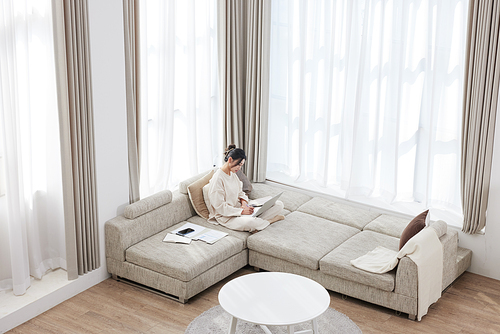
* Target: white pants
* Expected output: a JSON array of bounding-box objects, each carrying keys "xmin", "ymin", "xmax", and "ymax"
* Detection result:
[{"xmin": 221, "ymin": 200, "xmax": 284, "ymax": 232}]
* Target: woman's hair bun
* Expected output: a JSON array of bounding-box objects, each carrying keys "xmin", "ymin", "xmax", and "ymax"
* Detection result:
[{"xmin": 224, "ymin": 144, "xmax": 236, "ymax": 157}]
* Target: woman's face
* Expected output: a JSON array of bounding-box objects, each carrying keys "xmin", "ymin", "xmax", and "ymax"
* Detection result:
[{"xmin": 229, "ymin": 158, "xmax": 245, "ymax": 173}]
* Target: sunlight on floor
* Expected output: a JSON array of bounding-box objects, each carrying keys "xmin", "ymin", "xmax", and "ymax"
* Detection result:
[{"xmin": 0, "ymin": 269, "xmax": 71, "ymax": 319}]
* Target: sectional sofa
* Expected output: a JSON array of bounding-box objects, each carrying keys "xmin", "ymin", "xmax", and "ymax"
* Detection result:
[{"xmin": 105, "ymin": 170, "xmax": 472, "ymax": 320}]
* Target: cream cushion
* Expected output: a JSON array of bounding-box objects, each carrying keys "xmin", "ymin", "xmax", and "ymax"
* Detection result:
[
  {"xmin": 187, "ymin": 170, "xmax": 215, "ymax": 219},
  {"xmin": 320, "ymin": 230, "xmax": 400, "ymax": 292},
  {"xmin": 202, "ymin": 184, "xmax": 215, "ymax": 219},
  {"xmin": 247, "ymin": 211, "xmax": 359, "ymax": 270},
  {"xmin": 126, "ymin": 221, "xmax": 245, "ymax": 282}
]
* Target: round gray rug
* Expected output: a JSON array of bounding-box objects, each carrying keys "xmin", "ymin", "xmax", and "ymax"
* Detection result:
[{"xmin": 185, "ymin": 305, "xmax": 362, "ymax": 333}]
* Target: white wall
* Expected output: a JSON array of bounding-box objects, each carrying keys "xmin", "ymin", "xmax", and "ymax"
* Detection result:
[
  {"xmin": 454, "ymin": 93, "xmax": 500, "ymax": 281},
  {"xmin": 1, "ymin": 0, "xmax": 129, "ymax": 332},
  {"xmin": 88, "ymin": 0, "xmax": 130, "ymax": 239}
]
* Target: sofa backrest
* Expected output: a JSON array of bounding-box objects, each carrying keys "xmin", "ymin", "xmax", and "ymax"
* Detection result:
[{"xmin": 124, "ymin": 190, "xmax": 173, "ymax": 219}]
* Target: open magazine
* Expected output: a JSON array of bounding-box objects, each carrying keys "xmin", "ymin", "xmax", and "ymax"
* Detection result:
[{"xmin": 163, "ymin": 222, "xmax": 228, "ymax": 245}]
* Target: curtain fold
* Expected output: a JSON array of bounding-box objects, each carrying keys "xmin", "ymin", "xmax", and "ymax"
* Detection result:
[
  {"xmin": 123, "ymin": 0, "xmax": 141, "ymax": 203},
  {"xmin": 0, "ymin": 0, "xmax": 66, "ymax": 295},
  {"xmin": 461, "ymin": 0, "xmax": 500, "ymax": 234},
  {"xmin": 218, "ymin": 0, "xmax": 246, "ymax": 150},
  {"xmin": 218, "ymin": 0, "xmax": 271, "ymax": 182},
  {"xmin": 267, "ymin": 0, "xmax": 468, "ymax": 222},
  {"xmin": 138, "ymin": 0, "xmax": 221, "ymax": 198},
  {"xmin": 244, "ymin": 0, "xmax": 272, "ymax": 182},
  {"xmin": 52, "ymin": 0, "xmax": 100, "ymax": 279}
]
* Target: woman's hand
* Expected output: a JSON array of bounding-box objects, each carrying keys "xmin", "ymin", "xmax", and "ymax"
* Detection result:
[{"xmin": 241, "ymin": 204, "xmax": 254, "ymax": 215}]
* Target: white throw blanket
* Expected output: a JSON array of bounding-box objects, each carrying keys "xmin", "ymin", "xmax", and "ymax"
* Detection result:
[{"xmin": 350, "ymin": 227, "xmax": 443, "ymax": 320}]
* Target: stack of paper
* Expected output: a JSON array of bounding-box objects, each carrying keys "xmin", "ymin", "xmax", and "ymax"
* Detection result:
[
  {"xmin": 163, "ymin": 233, "xmax": 191, "ymax": 244},
  {"xmin": 163, "ymin": 222, "xmax": 228, "ymax": 245},
  {"xmin": 192, "ymin": 229, "xmax": 228, "ymax": 244}
]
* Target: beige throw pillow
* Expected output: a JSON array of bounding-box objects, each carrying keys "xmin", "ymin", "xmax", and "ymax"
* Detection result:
[{"xmin": 187, "ymin": 170, "xmax": 215, "ymax": 219}]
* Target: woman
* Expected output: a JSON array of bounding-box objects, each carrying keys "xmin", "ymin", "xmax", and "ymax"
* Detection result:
[{"xmin": 207, "ymin": 145, "xmax": 285, "ymax": 232}]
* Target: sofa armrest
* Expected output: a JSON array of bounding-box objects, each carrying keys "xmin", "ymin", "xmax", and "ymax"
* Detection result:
[
  {"xmin": 395, "ymin": 256, "xmax": 418, "ymax": 298},
  {"xmin": 439, "ymin": 230, "xmax": 458, "ymax": 289},
  {"xmin": 395, "ymin": 228, "xmax": 458, "ymax": 298},
  {"xmin": 105, "ymin": 191, "xmax": 196, "ymax": 262}
]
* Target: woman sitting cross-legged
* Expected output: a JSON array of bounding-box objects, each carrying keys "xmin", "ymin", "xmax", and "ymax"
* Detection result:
[{"xmin": 206, "ymin": 144, "xmax": 285, "ymax": 232}]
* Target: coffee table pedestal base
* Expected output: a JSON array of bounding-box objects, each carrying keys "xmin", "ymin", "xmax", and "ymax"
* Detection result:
[{"xmin": 227, "ymin": 316, "xmax": 320, "ymax": 334}]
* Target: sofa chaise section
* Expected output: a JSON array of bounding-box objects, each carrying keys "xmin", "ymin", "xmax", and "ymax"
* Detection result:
[
  {"xmin": 246, "ymin": 184, "xmax": 472, "ymax": 320},
  {"xmin": 247, "ymin": 211, "xmax": 360, "ymax": 270},
  {"xmin": 105, "ymin": 190, "xmax": 248, "ymax": 303}
]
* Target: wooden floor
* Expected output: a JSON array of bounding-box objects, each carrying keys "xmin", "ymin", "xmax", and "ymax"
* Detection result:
[{"xmin": 8, "ymin": 267, "xmax": 500, "ymax": 333}]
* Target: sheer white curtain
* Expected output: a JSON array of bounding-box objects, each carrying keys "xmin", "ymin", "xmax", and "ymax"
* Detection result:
[
  {"xmin": 138, "ymin": 0, "xmax": 221, "ymax": 198},
  {"xmin": 268, "ymin": 0, "xmax": 469, "ymax": 222},
  {"xmin": 0, "ymin": 0, "xmax": 66, "ymax": 295}
]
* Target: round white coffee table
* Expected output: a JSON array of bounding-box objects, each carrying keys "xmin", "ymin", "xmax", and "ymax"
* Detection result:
[{"xmin": 218, "ymin": 272, "xmax": 330, "ymax": 334}]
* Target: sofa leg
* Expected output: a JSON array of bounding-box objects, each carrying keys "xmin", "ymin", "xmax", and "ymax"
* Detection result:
[
  {"xmin": 408, "ymin": 314, "xmax": 416, "ymax": 321},
  {"xmin": 111, "ymin": 275, "xmax": 187, "ymax": 304},
  {"xmin": 254, "ymin": 266, "xmax": 260, "ymax": 272}
]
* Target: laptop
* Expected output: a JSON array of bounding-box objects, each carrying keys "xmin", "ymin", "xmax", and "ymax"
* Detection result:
[{"xmin": 251, "ymin": 192, "xmax": 283, "ymax": 217}]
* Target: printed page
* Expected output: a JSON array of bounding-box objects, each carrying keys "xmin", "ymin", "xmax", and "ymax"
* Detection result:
[
  {"xmin": 163, "ymin": 233, "xmax": 192, "ymax": 244},
  {"xmin": 192, "ymin": 229, "xmax": 228, "ymax": 244},
  {"xmin": 169, "ymin": 222, "xmax": 228, "ymax": 244}
]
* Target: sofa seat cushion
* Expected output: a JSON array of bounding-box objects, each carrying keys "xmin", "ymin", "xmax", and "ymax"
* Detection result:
[
  {"xmin": 248, "ymin": 183, "xmax": 312, "ymax": 212},
  {"xmin": 319, "ymin": 231, "xmax": 399, "ymax": 292},
  {"xmin": 247, "ymin": 211, "xmax": 359, "ymax": 270},
  {"xmin": 126, "ymin": 221, "xmax": 245, "ymax": 282},
  {"xmin": 363, "ymin": 214, "xmax": 411, "ymax": 238},
  {"xmin": 297, "ymin": 197, "xmax": 380, "ymax": 230}
]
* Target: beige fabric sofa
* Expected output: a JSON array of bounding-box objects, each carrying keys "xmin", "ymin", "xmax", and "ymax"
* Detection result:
[{"xmin": 105, "ymin": 172, "xmax": 472, "ymax": 320}]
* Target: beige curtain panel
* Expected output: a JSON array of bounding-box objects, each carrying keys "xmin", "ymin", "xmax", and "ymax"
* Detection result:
[
  {"xmin": 218, "ymin": 0, "xmax": 272, "ymax": 182},
  {"xmin": 461, "ymin": 0, "xmax": 500, "ymax": 234},
  {"xmin": 52, "ymin": 0, "xmax": 100, "ymax": 279},
  {"xmin": 123, "ymin": 0, "xmax": 141, "ymax": 203},
  {"xmin": 244, "ymin": 0, "xmax": 272, "ymax": 182},
  {"xmin": 218, "ymin": 0, "xmax": 247, "ymax": 151}
]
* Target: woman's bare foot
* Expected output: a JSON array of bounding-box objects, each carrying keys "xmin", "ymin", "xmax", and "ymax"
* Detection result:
[{"xmin": 268, "ymin": 215, "xmax": 285, "ymax": 224}]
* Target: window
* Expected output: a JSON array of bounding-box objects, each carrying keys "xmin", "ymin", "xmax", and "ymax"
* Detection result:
[
  {"xmin": 138, "ymin": 0, "xmax": 221, "ymax": 198},
  {"xmin": 0, "ymin": 0, "xmax": 66, "ymax": 294},
  {"xmin": 267, "ymin": 0, "xmax": 469, "ymax": 225}
]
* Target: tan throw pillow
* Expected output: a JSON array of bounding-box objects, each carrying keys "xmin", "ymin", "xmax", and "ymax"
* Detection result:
[
  {"xmin": 399, "ymin": 210, "xmax": 429, "ymax": 250},
  {"xmin": 187, "ymin": 169, "xmax": 215, "ymax": 219},
  {"xmin": 236, "ymin": 169, "xmax": 252, "ymax": 194}
]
